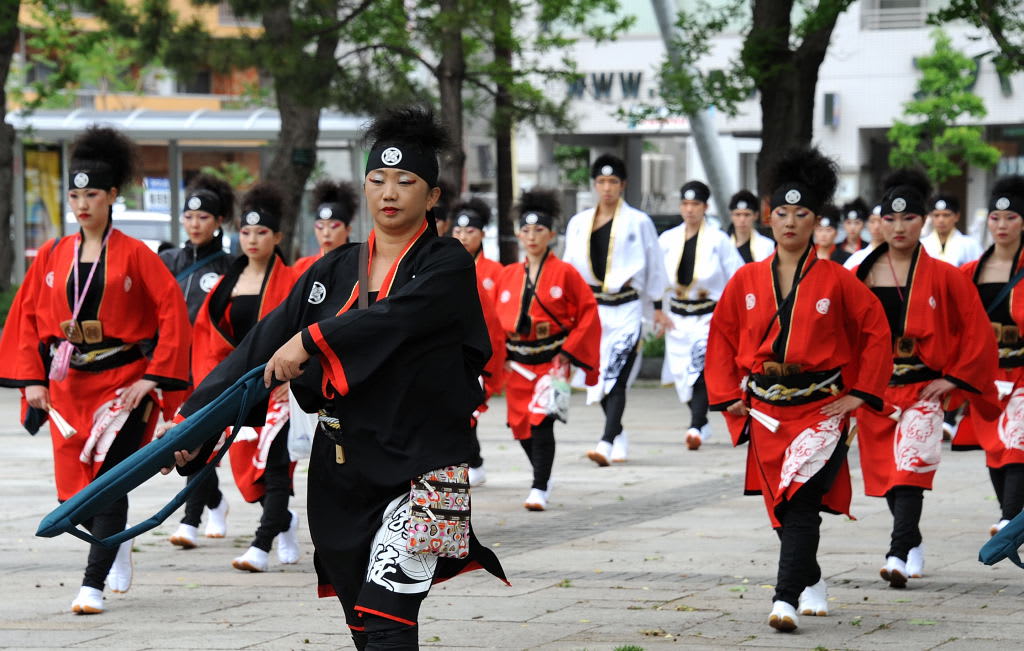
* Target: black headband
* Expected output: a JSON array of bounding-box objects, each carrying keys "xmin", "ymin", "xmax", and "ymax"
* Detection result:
[
  {"xmin": 185, "ymin": 190, "xmax": 222, "ymax": 217},
  {"xmin": 316, "ymin": 203, "xmax": 352, "ymax": 224},
  {"xmin": 769, "ymin": 183, "xmax": 824, "ymax": 214},
  {"xmin": 68, "ymin": 162, "xmax": 115, "ymax": 191},
  {"xmin": 591, "ymin": 157, "xmax": 627, "ymax": 180},
  {"xmin": 240, "ymin": 207, "xmax": 280, "ymax": 232},
  {"xmin": 729, "ymin": 191, "xmax": 758, "ymax": 211},
  {"xmin": 989, "ymin": 193, "xmax": 1024, "ymax": 216},
  {"xmin": 818, "ymin": 216, "xmax": 838, "ymax": 229},
  {"xmin": 454, "ymin": 209, "xmax": 485, "ymax": 230},
  {"xmin": 930, "ymin": 195, "xmax": 960, "ymax": 213},
  {"xmin": 680, "ymin": 181, "xmax": 710, "ymax": 203},
  {"xmin": 519, "ymin": 211, "xmax": 554, "ymax": 229},
  {"xmin": 365, "ymin": 142, "xmax": 439, "ymax": 187},
  {"xmin": 881, "ymin": 186, "xmax": 927, "ymax": 217}
]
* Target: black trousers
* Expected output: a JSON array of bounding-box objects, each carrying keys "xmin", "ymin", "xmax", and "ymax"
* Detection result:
[
  {"xmin": 251, "ymin": 428, "xmax": 293, "ymax": 552},
  {"xmin": 520, "ymin": 418, "xmax": 555, "ymax": 491},
  {"xmin": 688, "ymin": 373, "xmax": 709, "ymax": 431},
  {"xmin": 772, "ymin": 440, "xmax": 848, "ymax": 608},
  {"xmin": 180, "ymin": 469, "xmax": 223, "ymax": 527},
  {"xmin": 990, "ymin": 464, "xmax": 1024, "ymax": 521},
  {"xmin": 81, "ymin": 397, "xmax": 153, "ymax": 590},
  {"xmin": 351, "ymin": 614, "xmax": 419, "ymax": 650},
  {"xmin": 885, "ymin": 486, "xmax": 924, "ymax": 560},
  {"xmin": 600, "ymin": 346, "xmax": 638, "ymax": 444},
  {"xmin": 467, "ymin": 423, "xmax": 484, "ymax": 469}
]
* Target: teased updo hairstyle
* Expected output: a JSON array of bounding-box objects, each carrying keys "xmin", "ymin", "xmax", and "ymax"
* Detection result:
[
  {"xmin": 312, "ymin": 179, "xmax": 359, "ymax": 225},
  {"xmin": 516, "ymin": 188, "xmax": 561, "ymax": 230},
  {"xmin": 186, "ymin": 173, "xmax": 235, "ymax": 220},
  {"xmin": 451, "ymin": 197, "xmax": 493, "ymax": 228},
  {"xmin": 765, "ymin": 147, "xmax": 839, "ymax": 215},
  {"xmin": 363, "ymin": 105, "xmax": 451, "ymax": 190},
  {"xmin": 69, "ymin": 125, "xmax": 139, "ymax": 191},
  {"xmin": 239, "ymin": 182, "xmax": 285, "ymax": 232}
]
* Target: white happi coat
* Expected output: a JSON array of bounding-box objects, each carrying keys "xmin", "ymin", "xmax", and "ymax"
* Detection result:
[
  {"xmin": 659, "ymin": 221, "xmax": 744, "ymax": 402},
  {"xmin": 735, "ymin": 229, "xmax": 775, "ymax": 262},
  {"xmin": 844, "ymin": 243, "xmax": 879, "ymax": 270},
  {"xmin": 563, "ymin": 199, "xmax": 669, "ymax": 403},
  {"xmin": 921, "ymin": 228, "xmax": 983, "ymax": 267}
]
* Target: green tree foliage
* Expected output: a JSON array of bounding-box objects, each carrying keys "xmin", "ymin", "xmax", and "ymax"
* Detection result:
[
  {"xmin": 887, "ymin": 30, "xmax": 1000, "ymax": 186},
  {"xmin": 931, "ymin": 0, "xmax": 1024, "ymax": 75},
  {"xmin": 553, "ymin": 144, "xmax": 591, "ymax": 188}
]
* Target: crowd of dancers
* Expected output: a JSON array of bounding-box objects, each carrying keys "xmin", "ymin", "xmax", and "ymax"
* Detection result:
[{"xmin": 2, "ymin": 107, "xmax": 1024, "ymax": 646}]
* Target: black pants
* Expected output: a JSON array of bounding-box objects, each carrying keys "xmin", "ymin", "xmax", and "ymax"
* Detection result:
[
  {"xmin": 520, "ymin": 418, "xmax": 555, "ymax": 491},
  {"xmin": 81, "ymin": 397, "xmax": 153, "ymax": 590},
  {"xmin": 467, "ymin": 423, "xmax": 484, "ymax": 469},
  {"xmin": 688, "ymin": 373, "xmax": 709, "ymax": 431},
  {"xmin": 180, "ymin": 469, "xmax": 222, "ymax": 527},
  {"xmin": 772, "ymin": 439, "xmax": 848, "ymax": 608},
  {"xmin": 251, "ymin": 428, "xmax": 293, "ymax": 552},
  {"xmin": 990, "ymin": 464, "xmax": 1024, "ymax": 521},
  {"xmin": 351, "ymin": 615, "xmax": 419, "ymax": 650},
  {"xmin": 885, "ymin": 486, "xmax": 924, "ymax": 560},
  {"xmin": 600, "ymin": 346, "xmax": 637, "ymax": 444}
]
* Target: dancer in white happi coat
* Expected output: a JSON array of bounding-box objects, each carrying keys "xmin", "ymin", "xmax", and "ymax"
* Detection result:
[
  {"xmin": 655, "ymin": 180, "xmax": 744, "ymax": 450},
  {"xmin": 564, "ymin": 154, "xmax": 669, "ymax": 466},
  {"xmin": 844, "ymin": 204, "xmax": 884, "ymax": 270},
  {"xmin": 921, "ymin": 194, "xmax": 983, "ymax": 266},
  {"xmin": 729, "ymin": 190, "xmax": 775, "ymax": 263}
]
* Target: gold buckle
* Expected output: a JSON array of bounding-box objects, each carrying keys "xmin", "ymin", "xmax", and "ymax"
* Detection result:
[
  {"xmin": 1004, "ymin": 326, "xmax": 1020, "ymax": 345},
  {"xmin": 536, "ymin": 322, "xmax": 550, "ymax": 338},
  {"xmin": 60, "ymin": 320, "xmax": 83, "ymax": 344},
  {"xmin": 81, "ymin": 320, "xmax": 103, "ymax": 344},
  {"xmin": 895, "ymin": 336, "xmax": 916, "ymax": 357}
]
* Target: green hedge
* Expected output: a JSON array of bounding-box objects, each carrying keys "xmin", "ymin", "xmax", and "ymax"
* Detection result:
[{"xmin": 643, "ymin": 332, "xmax": 665, "ymax": 358}]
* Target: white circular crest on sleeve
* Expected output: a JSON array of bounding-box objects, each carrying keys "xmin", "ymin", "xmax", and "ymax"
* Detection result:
[
  {"xmin": 381, "ymin": 147, "xmax": 403, "ymax": 166},
  {"xmin": 785, "ymin": 189, "xmax": 801, "ymax": 204},
  {"xmin": 745, "ymin": 293, "xmax": 756, "ymax": 310},
  {"xmin": 199, "ymin": 272, "xmax": 220, "ymax": 293},
  {"xmin": 928, "ymin": 296, "xmax": 937, "ymax": 309},
  {"xmin": 124, "ymin": 276, "xmax": 132, "ymax": 292},
  {"xmin": 549, "ymin": 285, "xmax": 563, "ymax": 299},
  {"xmin": 997, "ymin": 197, "xmax": 1011, "ymax": 211},
  {"xmin": 308, "ymin": 281, "xmax": 327, "ymax": 304},
  {"xmin": 500, "ymin": 289, "xmax": 511, "ymax": 303},
  {"xmin": 45, "ymin": 271, "xmax": 54, "ymax": 288},
  {"xmin": 815, "ymin": 298, "xmax": 830, "ymax": 315},
  {"xmin": 482, "ymin": 277, "xmax": 495, "ymax": 291}
]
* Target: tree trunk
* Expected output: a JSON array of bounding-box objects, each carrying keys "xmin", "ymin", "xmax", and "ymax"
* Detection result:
[
  {"xmin": 0, "ymin": 2, "xmax": 18, "ymax": 291},
  {"xmin": 493, "ymin": 0, "xmax": 517, "ymax": 264},
  {"xmin": 437, "ymin": 0, "xmax": 465, "ymax": 194}
]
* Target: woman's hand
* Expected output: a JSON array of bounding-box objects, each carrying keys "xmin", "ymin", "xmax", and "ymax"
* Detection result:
[
  {"xmin": 820, "ymin": 395, "xmax": 864, "ymax": 417},
  {"xmin": 271, "ymin": 381, "xmax": 291, "ymax": 404},
  {"xmin": 919, "ymin": 378, "xmax": 957, "ymax": 403},
  {"xmin": 119, "ymin": 379, "xmax": 157, "ymax": 411},
  {"xmin": 25, "ymin": 385, "xmax": 50, "ymax": 410},
  {"xmin": 264, "ymin": 333, "xmax": 311, "ymax": 388},
  {"xmin": 154, "ymin": 422, "xmax": 201, "ymax": 475},
  {"xmin": 726, "ymin": 400, "xmax": 749, "ymax": 417},
  {"xmin": 654, "ymin": 309, "xmax": 674, "ymax": 334}
]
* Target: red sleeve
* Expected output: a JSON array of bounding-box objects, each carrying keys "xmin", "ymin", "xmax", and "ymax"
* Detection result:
[
  {"xmin": 839, "ymin": 268, "xmax": 891, "ymax": 410},
  {"xmin": 136, "ymin": 246, "xmax": 192, "ymax": 388},
  {"xmin": 0, "ymin": 240, "xmax": 54, "ymax": 386},
  {"xmin": 943, "ymin": 267, "xmax": 1000, "ymax": 418},
  {"xmin": 479, "ymin": 278, "xmax": 505, "ymax": 399},
  {"xmin": 561, "ymin": 265, "xmax": 601, "ymax": 386},
  {"xmin": 706, "ymin": 271, "xmax": 746, "ymax": 410}
]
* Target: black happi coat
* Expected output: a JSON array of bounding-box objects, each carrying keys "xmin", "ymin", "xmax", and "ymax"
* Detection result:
[{"xmin": 159, "ymin": 238, "xmax": 233, "ymax": 323}]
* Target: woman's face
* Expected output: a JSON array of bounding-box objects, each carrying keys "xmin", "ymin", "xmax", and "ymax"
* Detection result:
[
  {"xmin": 880, "ymin": 212, "xmax": 923, "ymax": 252},
  {"xmin": 315, "ymin": 219, "xmax": 350, "ymax": 253},
  {"xmin": 239, "ymin": 224, "xmax": 281, "ymax": 262},
  {"xmin": 364, "ymin": 168, "xmax": 439, "ymax": 234},
  {"xmin": 68, "ymin": 187, "xmax": 117, "ymax": 231},
  {"xmin": 183, "ymin": 210, "xmax": 222, "ymax": 246},
  {"xmin": 453, "ymin": 225, "xmax": 484, "ymax": 256},
  {"xmin": 518, "ymin": 224, "xmax": 555, "ymax": 257},
  {"xmin": 770, "ymin": 204, "xmax": 817, "ymax": 253},
  {"xmin": 988, "ymin": 210, "xmax": 1024, "ymax": 247},
  {"xmin": 866, "ymin": 214, "xmax": 883, "ymax": 242},
  {"xmin": 843, "ymin": 218, "xmax": 863, "ymax": 241},
  {"xmin": 813, "ymin": 224, "xmax": 837, "ymax": 248},
  {"xmin": 731, "ymin": 208, "xmax": 755, "ymax": 234}
]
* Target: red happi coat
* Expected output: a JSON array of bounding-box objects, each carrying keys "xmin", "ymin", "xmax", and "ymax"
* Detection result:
[
  {"xmin": 494, "ymin": 251, "xmax": 601, "ymax": 439},
  {"xmin": 0, "ymin": 230, "xmax": 191, "ymax": 500},
  {"xmin": 293, "ymin": 253, "xmax": 321, "ymax": 276},
  {"xmin": 852, "ymin": 245, "xmax": 999, "ymax": 496},
  {"xmin": 192, "ymin": 252, "xmax": 298, "ymax": 502},
  {"xmin": 957, "ymin": 245, "xmax": 1024, "ymax": 468},
  {"xmin": 476, "ymin": 253, "xmax": 506, "ymax": 403},
  {"xmin": 706, "ymin": 249, "xmax": 892, "ymax": 527}
]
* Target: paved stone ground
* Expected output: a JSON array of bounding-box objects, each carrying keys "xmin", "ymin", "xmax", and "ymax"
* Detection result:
[{"xmin": 1, "ymin": 384, "xmax": 1023, "ymax": 650}]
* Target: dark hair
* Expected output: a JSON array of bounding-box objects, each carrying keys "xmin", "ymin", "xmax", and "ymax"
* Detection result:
[
  {"xmin": 240, "ymin": 182, "xmax": 284, "ymax": 221},
  {"xmin": 590, "ymin": 153, "xmax": 627, "ymax": 180},
  {"xmin": 517, "ymin": 188, "xmax": 561, "ymax": 219},
  {"xmin": 451, "ymin": 197, "xmax": 492, "ymax": 227},
  {"xmin": 992, "ymin": 175, "xmax": 1024, "ymax": 198},
  {"xmin": 363, "ymin": 105, "xmax": 451, "ymax": 154},
  {"xmin": 841, "ymin": 197, "xmax": 870, "ymax": 220},
  {"xmin": 312, "ymin": 179, "xmax": 359, "ymax": 224},
  {"xmin": 765, "ymin": 147, "xmax": 838, "ymax": 203},
  {"xmin": 69, "ymin": 125, "xmax": 139, "ymax": 190},
  {"xmin": 729, "ymin": 190, "xmax": 758, "ymax": 211},
  {"xmin": 186, "ymin": 173, "xmax": 235, "ymax": 220},
  {"xmin": 433, "ymin": 179, "xmax": 457, "ymax": 223},
  {"xmin": 882, "ymin": 168, "xmax": 931, "ymax": 199}
]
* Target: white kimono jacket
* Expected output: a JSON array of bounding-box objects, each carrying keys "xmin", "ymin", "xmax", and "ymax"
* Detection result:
[
  {"xmin": 921, "ymin": 228, "xmax": 983, "ymax": 267},
  {"xmin": 659, "ymin": 221, "xmax": 745, "ymax": 402},
  {"xmin": 734, "ymin": 230, "xmax": 775, "ymax": 263},
  {"xmin": 563, "ymin": 199, "xmax": 669, "ymax": 403}
]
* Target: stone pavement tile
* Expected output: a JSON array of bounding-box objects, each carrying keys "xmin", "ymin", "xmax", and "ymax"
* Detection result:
[
  {"xmin": 414, "ymin": 620, "xmax": 601, "ymax": 649},
  {"xmin": 938, "ymin": 639, "xmax": 1012, "ymax": 651},
  {"xmin": 420, "ymin": 594, "xmax": 581, "ymax": 623},
  {"xmin": 0, "ymin": 628, "xmax": 116, "ymax": 648}
]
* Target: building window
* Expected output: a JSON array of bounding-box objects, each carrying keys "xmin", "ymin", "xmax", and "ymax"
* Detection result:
[
  {"xmin": 861, "ymin": 0, "xmax": 927, "ymax": 30},
  {"xmin": 219, "ymin": 2, "xmax": 261, "ymax": 28},
  {"xmin": 176, "ymin": 70, "xmax": 213, "ymax": 95}
]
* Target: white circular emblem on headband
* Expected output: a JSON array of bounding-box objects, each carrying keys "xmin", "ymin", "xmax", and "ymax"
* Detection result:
[
  {"xmin": 187, "ymin": 196, "xmax": 202, "ymax": 211},
  {"xmin": 873, "ymin": 205, "xmax": 882, "ymax": 215},
  {"xmin": 997, "ymin": 197, "xmax": 1011, "ymax": 211},
  {"xmin": 684, "ymin": 189, "xmax": 696, "ymax": 200},
  {"xmin": 892, "ymin": 197, "xmax": 907, "ymax": 213},
  {"xmin": 524, "ymin": 213, "xmax": 539, "ymax": 225},
  {"xmin": 847, "ymin": 210, "xmax": 857, "ymax": 220},
  {"xmin": 457, "ymin": 215, "xmax": 470, "ymax": 227},
  {"xmin": 934, "ymin": 199, "xmax": 947, "ymax": 211},
  {"xmin": 821, "ymin": 218, "xmax": 832, "ymax": 228},
  {"xmin": 785, "ymin": 189, "xmax": 801, "ymax": 204},
  {"xmin": 245, "ymin": 211, "xmax": 260, "ymax": 225},
  {"xmin": 736, "ymin": 201, "xmax": 748, "ymax": 210},
  {"xmin": 319, "ymin": 207, "xmax": 333, "ymax": 219},
  {"xmin": 74, "ymin": 173, "xmax": 89, "ymax": 188},
  {"xmin": 381, "ymin": 147, "xmax": 403, "ymax": 166},
  {"xmin": 600, "ymin": 165, "xmax": 613, "ymax": 176}
]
